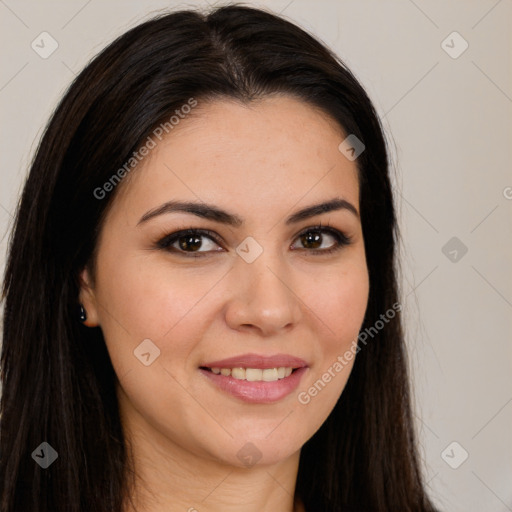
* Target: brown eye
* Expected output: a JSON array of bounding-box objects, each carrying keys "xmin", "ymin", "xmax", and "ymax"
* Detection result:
[
  {"xmin": 299, "ymin": 231, "xmax": 324, "ymax": 249},
  {"xmin": 177, "ymin": 234, "xmax": 203, "ymax": 252},
  {"xmin": 157, "ymin": 229, "xmax": 223, "ymax": 256},
  {"xmin": 291, "ymin": 226, "xmax": 352, "ymax": 255}
]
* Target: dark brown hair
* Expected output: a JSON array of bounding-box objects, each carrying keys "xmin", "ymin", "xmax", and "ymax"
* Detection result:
[{"xmin": 1, "ymin": 4, "xmax": 438, "ymax": 511}]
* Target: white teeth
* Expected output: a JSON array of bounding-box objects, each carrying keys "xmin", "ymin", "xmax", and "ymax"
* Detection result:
[
  {"xmin": 208, "ymin": 366, "xmax": 295, "ymax": 381},
  {"xmin": 231, "ymin": 367, "xmax": 245, "ymax": 380},
  {"xmin": 262, "ymin": 368, "xmax": 279, "ymax": 382},
  {"xmin": 246, "ymin": 368, "xmax": 262, "ymax": 381}
]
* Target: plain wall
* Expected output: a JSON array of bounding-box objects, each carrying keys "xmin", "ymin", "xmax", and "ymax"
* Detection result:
[{"xmin": 1, "ymin": 1, "xmax": 511, "ymax": 511}]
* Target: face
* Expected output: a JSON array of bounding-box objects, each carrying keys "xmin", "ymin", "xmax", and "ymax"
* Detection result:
[{"xmin": 80, "ymin": 96, "xmax": 369, "ymax": 468}]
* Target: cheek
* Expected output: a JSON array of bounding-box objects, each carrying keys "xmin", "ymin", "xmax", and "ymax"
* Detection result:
[
  {"xmin": 92, "ymin": 254, "xmax": 225, "ymax": 453},
  {"xmin": 97, "ymin": 250, "xmax": 218, "ymax": 331},
  {"xmin": 295, "ymin": 262, "xmax": 368, "ymax": 422},
  {"xmin": 312, "ymin": 261, "xmax": 370, "ymax": 351},
  {"xmin": 93, "ymin": 250, "xmax": 226, "ymax": 378}
]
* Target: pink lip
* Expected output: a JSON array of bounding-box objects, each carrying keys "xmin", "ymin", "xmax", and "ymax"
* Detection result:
[
  {"xmin": 200, "ymin": 366, "xmax": 308, "ymax": 403},
  {"xmin": 201, "ymin": 353, "xmax": 308, "ymax": 369}
]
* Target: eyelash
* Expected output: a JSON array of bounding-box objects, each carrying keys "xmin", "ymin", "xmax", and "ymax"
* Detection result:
[{"xmin": 156, "ymin": 223, "xmax": 353, "ymax": 258}]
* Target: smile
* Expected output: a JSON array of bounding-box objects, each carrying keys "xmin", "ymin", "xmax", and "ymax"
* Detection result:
[
  {"xmin": 203, "ymin": 366, "xmax": 295, "ymax": 381},
  {"xmin": 199, "ymin": 353, "xmax": 308, "ymax": 403}
]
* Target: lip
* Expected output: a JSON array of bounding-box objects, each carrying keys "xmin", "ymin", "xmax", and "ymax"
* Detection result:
[
  {"xmin": 200, "ymin": 366, "xmax": 308, "ymax": 403},
  {"xmin": 199, "ymin": 353, "xmax": 309, "ymax": 404},
  {"xmin": 201, "ymin": 353, "xmax": 308, "ymax": 370}
]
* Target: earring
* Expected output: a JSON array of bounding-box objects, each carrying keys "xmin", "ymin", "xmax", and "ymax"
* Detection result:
[{"xmin": 79, "ymin": 304, "xmax": 87, "ymax": 322}]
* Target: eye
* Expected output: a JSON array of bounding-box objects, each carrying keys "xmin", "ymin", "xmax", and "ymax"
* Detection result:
[
  {"xmin": 157, "ymin": 229, "xmax": 223, "ymax": 257},
  {"xmin": 156, "ymin": 224, "xmax": 352, "ymax": 258},
  {"xmin": 291, "ymin": 224, "xmax": 352, "ymax": 255}
]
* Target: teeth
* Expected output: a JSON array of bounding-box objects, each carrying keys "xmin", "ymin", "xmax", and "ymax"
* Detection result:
[
  {"xmin": 262, "ymin": 368, "xmax": 278, "ymax": 382},
  {"xmin": 208, "ymin": 366, "xmax": 295, "ymax": 381},
  {"xmin": 231, "ymin": 367, "xmax": 245, "ymax": 379},
  {"xmin": 246, "ymin": 368, "xmax": 262, "ymax": 381}
]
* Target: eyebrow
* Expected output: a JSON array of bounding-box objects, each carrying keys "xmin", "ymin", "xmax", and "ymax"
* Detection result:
[{"xmin": 137, "ymin": 197, "xmax": 359, "ymax": 227}]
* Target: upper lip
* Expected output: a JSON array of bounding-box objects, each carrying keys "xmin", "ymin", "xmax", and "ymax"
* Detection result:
[{"xmin": 201, "ymin": 353, "xmax": 308, "ymax": 369}]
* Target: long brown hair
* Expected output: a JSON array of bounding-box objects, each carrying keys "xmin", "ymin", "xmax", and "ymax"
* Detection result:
[{"xmin": 1, "ymin": 5, "xmax": 438, "ymax": 511}]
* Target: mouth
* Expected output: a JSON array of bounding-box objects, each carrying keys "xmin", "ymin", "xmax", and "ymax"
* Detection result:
[{"xmin": 199, "ymin": 353, "xmax": 308, "ymax": 403}]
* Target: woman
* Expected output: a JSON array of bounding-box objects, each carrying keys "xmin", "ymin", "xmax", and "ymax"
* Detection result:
[{"xmin": 0, "ymin": 4, "xmax": 439, "ymax": 512}]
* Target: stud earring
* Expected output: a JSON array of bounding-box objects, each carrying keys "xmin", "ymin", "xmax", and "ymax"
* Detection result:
[{"xmin": 79, "ymin": 304, "xmax": 87, "ymax": 322}]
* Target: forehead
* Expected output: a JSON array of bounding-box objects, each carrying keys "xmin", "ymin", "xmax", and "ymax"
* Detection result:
[{"xmin": 110, "ymin": 95, "xmax": 360, "ymax": 224}]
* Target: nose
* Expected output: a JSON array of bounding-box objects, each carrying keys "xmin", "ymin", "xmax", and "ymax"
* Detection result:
[{"xmin": 224, "ymin": 249, "xmax": 302, "ymax": 336}]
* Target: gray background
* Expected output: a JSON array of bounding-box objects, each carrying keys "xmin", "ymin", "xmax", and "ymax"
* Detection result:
[{"xmin": 1, "ymin": 1, "xmax": 511, "ymax": 511}]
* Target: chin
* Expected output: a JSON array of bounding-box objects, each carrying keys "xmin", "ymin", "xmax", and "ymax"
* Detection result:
[{"xmin": 201, "ymin": 429, "xmax": 306, "ymax": 469}]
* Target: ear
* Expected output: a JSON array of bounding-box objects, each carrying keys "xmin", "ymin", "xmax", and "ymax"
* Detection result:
[{"xmin": 78, "ymin": 267, "xmax": 100, "ymax": 327}]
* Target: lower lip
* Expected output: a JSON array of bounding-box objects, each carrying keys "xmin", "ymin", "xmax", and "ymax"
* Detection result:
[{"xmin": 200, "ymin": 367, "xmax": 308, "ymax": 403}]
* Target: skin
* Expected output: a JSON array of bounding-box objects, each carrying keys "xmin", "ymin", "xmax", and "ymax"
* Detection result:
[{"xmin": 80, "ymin": 95, "xmax": 369, "ymax": 512}]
